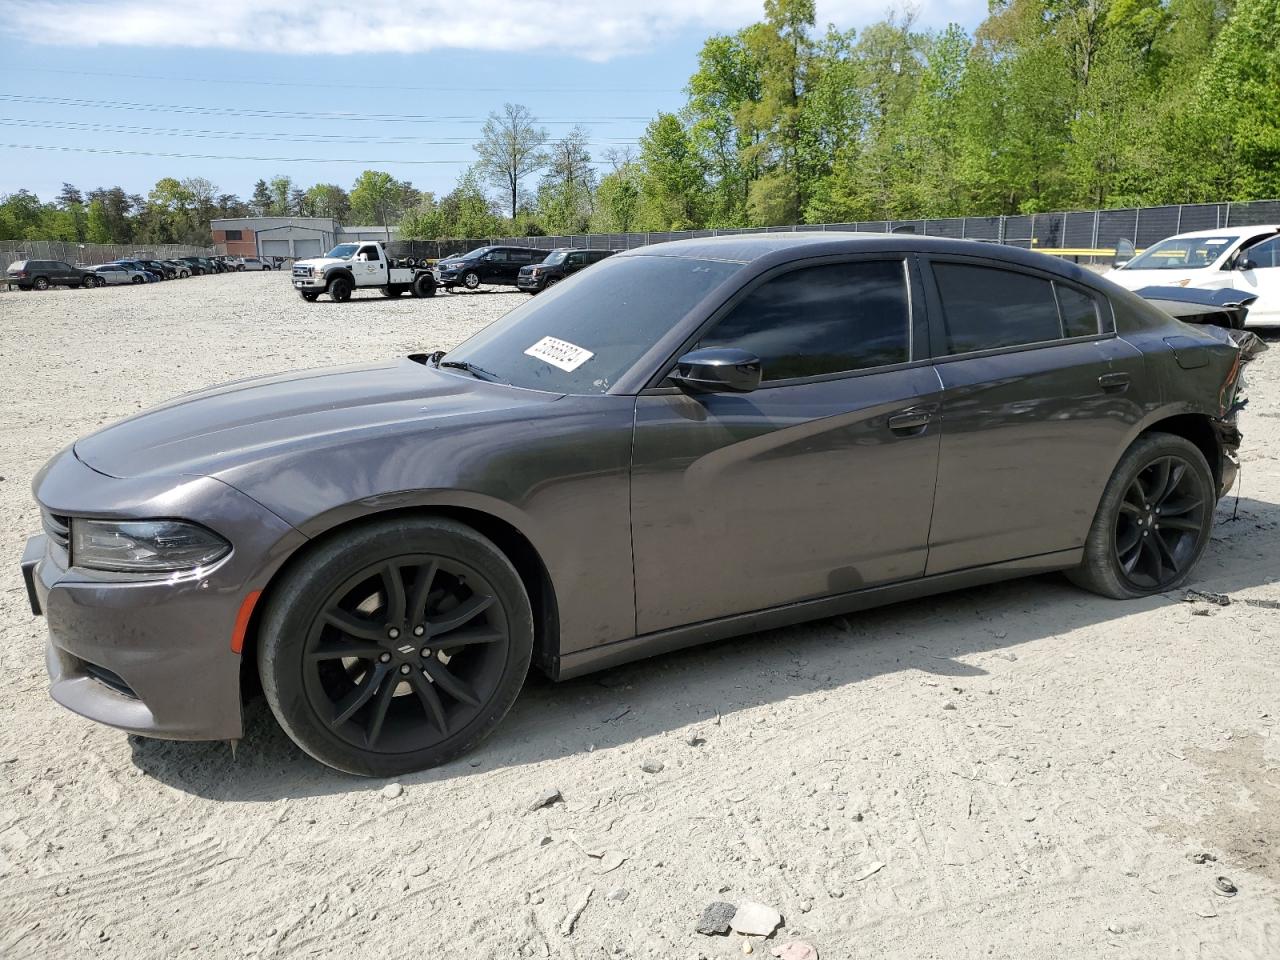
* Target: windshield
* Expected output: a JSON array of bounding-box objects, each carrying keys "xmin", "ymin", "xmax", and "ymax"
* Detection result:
[
  {"xmin": 449, "ymin": 247, "xmax": 490, "ymax": 261},
  {"xmin": 324, "ymin": 243, "xmax": 360, "ymax": 260},
  {"xmin": 541, "ymin": 250, "xmax": 569, "ymax": 265},
  {"xmin": 1122, "ymin": 236, "xmax": 1236, "ymax": 270},
  {"xmin": 443, "ymin": 255, "xmax": 740, "ymax": 394}
]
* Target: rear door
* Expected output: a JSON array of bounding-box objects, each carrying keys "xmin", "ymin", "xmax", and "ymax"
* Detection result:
[
  {"xmin": 921, "ymin": 256, "xmax": 1145, "ymax": 574},
  {"xmin": 630, "ymin": 255, "xmax": 942, "ymax": 633}
]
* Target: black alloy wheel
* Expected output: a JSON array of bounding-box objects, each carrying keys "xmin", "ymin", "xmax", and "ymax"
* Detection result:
[
  {"xmin": 303, "ymin": 557, "xmax": 508, "ymax": 755},
  {"xmin": 1070, "ymin": 433, "xmax": 1214, "ymax": 599},
  {"xmin": 1113, "ymin": 455, "xmax": 1208, "ymax": 590},
  {"xmin": 259, "ymin": 517, "xmax": 533, "ymax": 776},
  {"xmin": 329, "ymin": 277, "xmax": 352, "ymax": 302},
  {"xmin": 131, "ymin": 275, "xmax": 144, "ymax": 284}
]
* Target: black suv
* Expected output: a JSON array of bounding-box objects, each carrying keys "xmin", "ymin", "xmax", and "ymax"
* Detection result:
[
  {"xmin": 436, "ymin": 246, "xmax": 547, "ymax": 290},
  {"xmin": 136, "ymin": 258, "xmax": 176, "ymax": 279},
  {"xmin": 5, "ymin": 259, "xmax": 95, "ymax": 291},
  {"xmin": 517, "ymin": 248, "xmax": 616, "ymax": 293}
]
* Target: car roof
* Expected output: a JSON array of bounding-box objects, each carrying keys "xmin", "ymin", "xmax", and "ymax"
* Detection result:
[
  {"xmin": 1153, "ymin": 224, "xmax": 1280, "ymax": 240},
  {"xmin": 616, "ymin": 231, "xmax": 1091, "ymax": 275}
]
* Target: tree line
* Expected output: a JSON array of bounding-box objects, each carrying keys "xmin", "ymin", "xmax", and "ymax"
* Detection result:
[{"xmin": 2, "ymin": 0, "xmax": 1276, "ymax": 245}]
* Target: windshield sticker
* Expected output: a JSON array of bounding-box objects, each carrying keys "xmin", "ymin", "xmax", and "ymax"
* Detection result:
[{"xmin": 524, "ymin": 336, "xmax": 594, "ymax": 372}]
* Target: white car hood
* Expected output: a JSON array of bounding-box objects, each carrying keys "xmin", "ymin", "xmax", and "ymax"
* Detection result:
[
  {"xmin": 294, "ymin": 257, "xmax": 350, "ymax": 271},
  {"xmin": 1105, "ymin": 268, "xmax": 1205, "ymax": 291}
]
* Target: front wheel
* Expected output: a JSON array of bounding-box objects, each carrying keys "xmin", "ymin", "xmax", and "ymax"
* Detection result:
[
  {"xmin": 258, "ymin": 517, "xmax": 533, "ymax": 776},
  {"xmin": 131, "ymin": 275, "xmax": 144, "ymax": 284},
  {"xmin": 1068, "ymin": 433, "xmax": 1215, "ymax": 599},
  {"xmin": 95, "ymin": 276, "xmax": 107, "ymax": 288},
  {"xmin": 462, "ymin": 271, "xmax": 481, "ymax": 290},
  {"xmin": 300, "ymin": 291, "xmax": 319, "ymax": 302},
  {"xmin": 81, "ymin": 276, "xmax": 95, "ymax": 289},
  {"xmin": 329, "ymin": 277, "xmax": 352, "ymax": 302}
]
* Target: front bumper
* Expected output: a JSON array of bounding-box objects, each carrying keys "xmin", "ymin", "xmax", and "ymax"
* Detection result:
[
  {"xmin": 293, "ymin": 274, "xmax": 326, "ymax": 290},
  {"xmin": 517, "ymin": 275, "xmax": 545, "ymax": 291},
  {"xmin": 25, "ymin": 447, "xmax": 306, "ymax": 741}
]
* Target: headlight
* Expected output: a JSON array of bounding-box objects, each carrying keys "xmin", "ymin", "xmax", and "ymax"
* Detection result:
[
  {"xmin": 71, "ymin": 519, "xmax": 231, "ymax": 572},
  {"xmin": 530, "ymin": 268, "xmax": 541, "ymax": 276}
]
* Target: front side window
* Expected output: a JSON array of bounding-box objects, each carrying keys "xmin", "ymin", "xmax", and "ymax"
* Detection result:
[
  {"xmin": 934, "ymin": 263, "xmax": 1063, "ymax": 354},
  {"xmin": 696, "ymin": 260, "xmax": 910, "ymax": 381},
  {"xmin": 358, "ymin": 245, "xmax": 381, "ymax": 261},
  {"xmin": 1242, "ymin": 236, "xmax": 1280, "ymax": 269}
]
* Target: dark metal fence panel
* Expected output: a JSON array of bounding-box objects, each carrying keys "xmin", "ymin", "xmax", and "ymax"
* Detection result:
[{"xmin": 1, "ymin": 240, "xmax": 214, "ymax": 274}]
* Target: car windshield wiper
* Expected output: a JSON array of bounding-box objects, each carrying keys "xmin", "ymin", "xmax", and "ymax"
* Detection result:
[{"xmin": 437, "ymin": 358, "xmax": 507, "ymax": 384}]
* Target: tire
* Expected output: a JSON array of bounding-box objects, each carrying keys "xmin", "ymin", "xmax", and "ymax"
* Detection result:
[
  {"xmin": 95, "ymin": 276, "xmax": 107, "ymax": 288},
  {"xmin": 329, "ymin": 276, "xmax": 352, "ymax": 303},
  {"xmin": 258, "ymin": 516, "xmax": 534, "ymax": 777},
  {"xmin": 237, "ymin": 265, "xmax": 245, "ymax": 272},
  {"xmin": 381, "ymin": 286, "xmax": 404, "ymax": 298},
  {"xmin": 300, "ymin": 291, "xmax": 319, "ymax": 302},
  {"xmin": 81, "ymin": 276, "xmax": 95, "ymax": 289},
  {"xmin": 412, "ymin": 274, "xmax": 436, "ymax": 298},
  {"xmin": 32, "ymin": 276, "xmax": 49, "ymax": 291},
  {"xmin": 462, "ymin": 271, "xmax": 481, "ymax": 290},
  {"xmin": 131, "ymin": 275, "xmax": 144, "ymax": 284},
  {"xmin": 545, "ymin": 276, "xmax": 561, "ymax": 289},
  {"xmin": 1068, "ymin": 432, "xmax": 1215, "ymax": 599}
]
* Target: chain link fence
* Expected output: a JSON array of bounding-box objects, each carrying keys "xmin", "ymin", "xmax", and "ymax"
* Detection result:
[
  {"xmin": 416, "ymin": 197, "xmax": 1280, "ymax": 263},
  {"xmin": 1, "ymin": 240, "xmax": 214, "ymax": 274}
]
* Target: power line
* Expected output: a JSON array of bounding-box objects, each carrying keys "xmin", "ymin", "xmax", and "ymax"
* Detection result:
[
  {"xmin": 0, "ymin": 117, "xmax": 641, "ymax": 147},
  {"xmin": 0, "ymin": 142, "xmax": 617, "ymax": 166},
  {"xmin": 15, "ymin": 66, "xmax": 681, "ymax": 95},
  {"xmin": 0, "ymin": 94, "xmax": 652, "ymax": 124}
]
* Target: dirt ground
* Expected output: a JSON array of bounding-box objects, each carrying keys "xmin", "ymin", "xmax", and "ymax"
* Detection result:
[{"xmin": 0, "ymin": 272, "xmax": 1277, "ymax": 959}]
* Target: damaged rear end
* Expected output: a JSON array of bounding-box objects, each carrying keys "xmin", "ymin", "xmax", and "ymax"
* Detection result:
[{"xmin": 1135, "ymin": 285, "xmax": 1266, "ymax": 498}]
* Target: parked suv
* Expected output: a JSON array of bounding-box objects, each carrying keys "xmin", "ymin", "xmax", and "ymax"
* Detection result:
[
  {"xmin": 436, "ymin": 246, "xmax": 546, "ymax": 290},
  {"xmin": 241, "ymin": 257, "xmax": 272, "ymax": 271},
  {"xmin": 518, "ymin": 248, "xmax": 616, "ymax": 293},
  {"xmin": 5, "ymin": 259, "xmax": 95, "ymax": 291}
]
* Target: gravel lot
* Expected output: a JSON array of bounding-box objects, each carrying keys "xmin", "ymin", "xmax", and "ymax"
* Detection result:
[{"xmin": 1, "ymin": 271, "xmax": 1278, "ymax": 959}]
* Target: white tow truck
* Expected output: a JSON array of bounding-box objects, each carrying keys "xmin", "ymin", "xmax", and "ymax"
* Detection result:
[{"xmin": 291, "ymin": 240, "xmax": 437, "ymax": 302}]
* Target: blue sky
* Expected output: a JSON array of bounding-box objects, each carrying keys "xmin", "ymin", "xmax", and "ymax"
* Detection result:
[{"xmin": 1, "ymin": 0, "xmax": 986, "ymax": 206}]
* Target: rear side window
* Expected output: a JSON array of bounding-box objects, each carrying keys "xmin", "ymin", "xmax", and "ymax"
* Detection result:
[
  {"xmin": 1243, "ymin": 236, "xmax": 1280, "ymax": 268},
  {"xmin": 1055, "ymin": 284, "xmax": 1101, "ymax": 338},
  {"xmin": 697, "ymin": 260, "xmax": 910, "ymax": 381},
  {"xmin": 933, "ymin": 263, "xmax": 1062, "ymax": 354}
]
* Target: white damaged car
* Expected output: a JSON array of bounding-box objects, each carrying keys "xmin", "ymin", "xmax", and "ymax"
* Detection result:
[{"xmin": 1107, "ymin": 225, "xmax": 1280, "ymax": 327}]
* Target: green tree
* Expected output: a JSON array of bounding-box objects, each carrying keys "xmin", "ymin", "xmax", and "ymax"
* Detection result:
[
  {"xmin": 637, "ymin": 112, "xmax": 707, "ymax": 229},
  {"xmin": 474, "ymin": 103, "xmax": 548, "ymax": 219},
  {"xmin": 85, "ymin": 198, "xmax": 112, "ymax": 243},
  {"xmin": 304, "ymin": 183, "xmax": 350, "ymax": 220}
]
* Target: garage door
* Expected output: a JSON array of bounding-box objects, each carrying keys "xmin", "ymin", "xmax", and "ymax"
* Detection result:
[
  {"xmin": 261, "ymin": 240, "xmax": 291, "ymax": 258},
  {"xmin": 293, "ymin": 238, "xmax": 323, "ymax": 258}
]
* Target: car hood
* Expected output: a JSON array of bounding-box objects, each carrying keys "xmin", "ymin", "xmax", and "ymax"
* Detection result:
[
  {"xmin": 74, "ymin": 357, "xmax": 562, "ymax": 481},
  {"xmin": 1105, "ymin": 268, "xmax": 1206, "ymax": 290},
  {"xmin": 294, "ymin": 257, "xmax": 349, "ymax": 271},
  {"xmin": 437, "ymin": 259, "xmax": 475, "ymax": 270}
]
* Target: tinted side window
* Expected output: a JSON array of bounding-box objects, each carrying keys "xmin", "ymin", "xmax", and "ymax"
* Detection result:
[
  {"xmin": 489, "ymin": 250, "xmax": 509, "ymax": 262},
  {"xmin": 1054, "ymin": 283, "xmax": 1101, "ymax": 338},
  {"xmin": 933, "ymin": 263, "xmax": 1061, "ymax": 354},
  {"xmin": 1244, "ymin": 236, "xmax": 1280, "ymax": 268},
  {"xmin": 697, "ymin": 260, "xmax": 910, "ymax": 381}
]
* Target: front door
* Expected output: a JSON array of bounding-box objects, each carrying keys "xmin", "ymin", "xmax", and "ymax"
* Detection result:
[
  {"xmin": 1232, "ymin": 235, "xmax": 1280, "ymax": 325},
  {"xmin": 921, "ymin": 257, "xmax": 1147, "ymax": 574},
  {"xmin": 630, "ymin": 257, "xmax": 942, "ymax": 634},
  {"xmin": 355, "ymin": 245, "xmax": 385, "ymax": 286}
]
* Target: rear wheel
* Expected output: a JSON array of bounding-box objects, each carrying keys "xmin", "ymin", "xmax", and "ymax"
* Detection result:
[
  {"xmin": 258, "ymin": 517, "xmax": 533, "ymax": 776},
  {"xmin": 329, "ymin": 276, "xmax": 352, "ymax": 303},
  {"xmin": 1069, "ymin": 433, "xmax": 1214, "ymax": 599},
  {"xmin": 33, "ymin": 276, "xmax": 49, "ymax": 291},
  {"xmin": 381, "ymin": 286, "xmax": 404, "ymax": 298}
]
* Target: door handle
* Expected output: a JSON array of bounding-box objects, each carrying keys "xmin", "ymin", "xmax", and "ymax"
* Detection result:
[
  {"xmin": 888, "ymin": 407, "xmax": 935, "ymax": 433},
  {"xmin": 1098, "ymin": 372, "xmax": 1131, "ymax": 392}
]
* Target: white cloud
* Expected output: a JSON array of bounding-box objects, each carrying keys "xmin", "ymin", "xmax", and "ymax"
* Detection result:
[{"xmin": 8, "ymin": 0, "xmax": 987, "ymax": 59}]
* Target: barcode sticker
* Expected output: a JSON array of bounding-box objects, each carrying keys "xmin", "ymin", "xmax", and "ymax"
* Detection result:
[{"xmin": 524, "ymin": 336, "xmax": 594, "ymax": 372}]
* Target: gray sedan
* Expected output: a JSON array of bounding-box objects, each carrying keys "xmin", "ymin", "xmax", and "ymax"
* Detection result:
[
  {"xmin": 89, "ymin": 263, "xmax": 147, "ymax": 286},
  {"xmin": 22, "ymin": 234, "xmax": 1250, "ymax": 776}
]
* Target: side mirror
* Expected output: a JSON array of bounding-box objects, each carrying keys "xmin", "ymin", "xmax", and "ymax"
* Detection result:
[
  {"xmin": 1113, "ymin": 238, "xmax": 1136, "ymax": 269},
  {"xmin": 1237, "ymin": 257, "xmax": 1258, "ymax": 271},
  {"xmin": 669, "ymin": 348, "xmax": 762, "ymax": 394}
]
